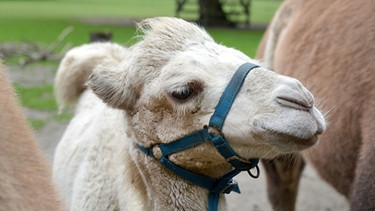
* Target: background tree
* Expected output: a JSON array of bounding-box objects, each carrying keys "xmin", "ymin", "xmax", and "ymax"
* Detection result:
[{"xmin": 198, "ymin": 0, "xmax": 234, "ymax": 27}]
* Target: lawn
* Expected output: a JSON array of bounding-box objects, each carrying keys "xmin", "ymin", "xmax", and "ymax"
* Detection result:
[
  {"xmin": 0, "ymin": 0, "xmax": 280, "ymax": 54},
  {"xmin": 0, "ymin": 0, "xmax": 280, "ymax": 128},
  {"xmin": 0, "ymin": 0, "xmax": 279, "ymax": 23}
]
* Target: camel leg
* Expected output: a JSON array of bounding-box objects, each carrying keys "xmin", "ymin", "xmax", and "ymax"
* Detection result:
[
  {"xmin": 350, "ymin": 123, "xmax": 375, "ymax": 210},
  {"xmin": 262, "ymin": 153, "xmax": 305, "ymax": 211}
]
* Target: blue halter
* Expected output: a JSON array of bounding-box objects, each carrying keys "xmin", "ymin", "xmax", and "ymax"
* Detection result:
[{"xmin": 138, "ymin": 62, "xmax": 260, "ymax": 211}]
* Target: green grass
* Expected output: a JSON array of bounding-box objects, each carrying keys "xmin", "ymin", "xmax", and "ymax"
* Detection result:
[
  {"xmin": 0, "ymin": 19, "xmax": 137, "ymax": 46},
  {"xmin": 13, "ymin": 83, "xmax": 57, "ymax": 129},
  {"xmin": 250, "ymin": 0, "xmax": 281, "ymax": 23},
  {"xmin": 0, "ymin": 0, "xmax": 279, "ymax": 23},
  {"xmin": 0, "ymin": 20, "xmax": 264, "ymax": 57},
  {"xmin": 55, "ymin": 112, "xmax": 73, "ymax": 122},
  {"xmin": 13, "ymin": 82, "xmax": 73, "ymax": 129},
  {"xmin": 208, "ymin": 28, "xmax": 265, "ymax": 57},
  {"xmin": 0, "ymin": 0, "xmax": 175, "ymax": 20},
  {"xmin": 28, "ymin": 119, "xmax": 48, "ymax": 130},
  {"xmin": 13, "ymin": 83, "xmax": 57, "ymax": 110},
  {"xmin": 0, "ymin": 0, "xmax": 280, "ymax": 56}
]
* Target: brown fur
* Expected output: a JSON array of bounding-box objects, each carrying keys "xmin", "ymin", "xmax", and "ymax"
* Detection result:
[
  {"xmin": 0, "ymin": 61, "xmax": 64, "ymax": 210},
  {"xmin": 257, "ymin": 0, "xmax": 375, "ymax": 210}
]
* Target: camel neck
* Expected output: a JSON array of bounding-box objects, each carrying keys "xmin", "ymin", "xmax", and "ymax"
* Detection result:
[{"xmin": 131, "ymin": 146, "xmax": 228, "ymax": 210}]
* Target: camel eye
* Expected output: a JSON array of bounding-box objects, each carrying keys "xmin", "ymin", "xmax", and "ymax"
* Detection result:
[{"xmin": 171, "ymin": 88, "xmax": 194, "ymax": 101}]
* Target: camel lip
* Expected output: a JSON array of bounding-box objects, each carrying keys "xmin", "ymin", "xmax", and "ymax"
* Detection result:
[
  {"xmin": 272, "ymin": 132, "xmax": 318, "ymax": 148},
  {"xmin": 254, "ymin": 125, "xmax": 318, "ymax": 150},
  {"xmin": 252, "ymin": 115, "xmax": 322, "ymax": 149}
]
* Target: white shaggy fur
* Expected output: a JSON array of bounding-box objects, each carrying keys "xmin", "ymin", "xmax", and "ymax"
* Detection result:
[{"xmin": 53, "ymin": 17, "xmax": 325, "ymax": 210}]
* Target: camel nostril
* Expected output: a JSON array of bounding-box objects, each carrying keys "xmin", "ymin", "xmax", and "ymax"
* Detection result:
[
  {"xmin": 315, "ymin": 128, "xmax": 324, "ymax": 135},
  {"xmin": 274, "ymin": 81, "xmax": 315, "ymax": 112},
  {"xmin": 276, "ymin": 96, "xmax": 313, "ymax": 111}
]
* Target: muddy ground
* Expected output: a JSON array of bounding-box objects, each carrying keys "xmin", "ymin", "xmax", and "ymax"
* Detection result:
[{"xmin": 7, "ymin": 63, "xmax": 349, "ymax": 211}]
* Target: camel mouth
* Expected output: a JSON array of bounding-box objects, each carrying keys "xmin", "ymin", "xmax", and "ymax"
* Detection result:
[
  {"xmin": 269, "ymin": 130, "xmax": 318, "ymax": 149},
  {"xmin": 251, "ymin": 109, "xmax": 324, "ymax": 152},
  {"xmin": 254, "ymin": 124, "xmax": 319, "ymax": 152}
]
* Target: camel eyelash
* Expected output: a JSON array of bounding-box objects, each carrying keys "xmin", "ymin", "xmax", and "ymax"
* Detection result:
[{"xmin": 168, "ymin": 82, "xmax": 203, "ymax": 103}]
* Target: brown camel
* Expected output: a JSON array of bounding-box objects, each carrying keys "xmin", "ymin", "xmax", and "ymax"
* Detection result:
[
  {"xmin": 257, "ymin": 0, "xmax": 375, "ymax": 210},
  {"xmin": 0, "ymin": 60, "xmax": 64, "ymax": 211}
]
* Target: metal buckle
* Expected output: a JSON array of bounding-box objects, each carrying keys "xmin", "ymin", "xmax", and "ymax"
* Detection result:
[
  {"xmin": 150, "ymin": 145, "xmax": 162, "ymax": 159},
  {"xmin": 205, "ymin": 125, "xmax": 222, "ymax": 138},
  {"xmin": 220, "ymin": 180, "xmax": 239, "ymax": 194}
]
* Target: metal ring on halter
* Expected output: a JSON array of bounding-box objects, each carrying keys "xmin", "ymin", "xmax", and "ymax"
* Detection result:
[{"xmin": 247, "ymin": 165, "xmax": 260, "ymax": 179}]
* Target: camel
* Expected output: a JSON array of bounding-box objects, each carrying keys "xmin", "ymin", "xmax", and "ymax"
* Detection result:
[
  {"xmin": 53, "ymin": 17, "xmax": 325, "ymax": 210},
  {"xmin": 257, "ymin": 0, "xmax": 375, "ymax": 210},
  {"xmin": 0, "ymin": 60, "xmax": 64, "ymax": 211}
]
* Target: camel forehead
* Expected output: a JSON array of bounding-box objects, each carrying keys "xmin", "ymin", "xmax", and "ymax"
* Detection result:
[
  {"xmin": 131, "ymin": 17, "xmax": 253, "ymax": 86},
  {"xmin": 137, "ymin": 17, "xmax": 248, "ymax": 65},
  {"xmin": 139, "ymin": 17, "xmax": 214, "ymax": 46},
  {"xmin": 157, "ymin": 44, "xmax": 251, "ymax": 82}
]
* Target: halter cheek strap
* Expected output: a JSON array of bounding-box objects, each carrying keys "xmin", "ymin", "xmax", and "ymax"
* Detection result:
[{"xmin": 138, "ymin": 62, "xmax": 260, "ymax": 211}]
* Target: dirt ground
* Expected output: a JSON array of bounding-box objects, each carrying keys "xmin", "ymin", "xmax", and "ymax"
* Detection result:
[{"xmin": 7, "ymin": 63, "xmax": 349, "ymax": 211}]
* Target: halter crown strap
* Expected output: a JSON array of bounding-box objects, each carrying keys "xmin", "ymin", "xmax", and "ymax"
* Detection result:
[
  {"xmin": 208, "ymin": 62, "xmax": 259, "ymax": 171},
  {"xmin": 209, "ymin": 62, "xmax": 259, "ymax": 130}
]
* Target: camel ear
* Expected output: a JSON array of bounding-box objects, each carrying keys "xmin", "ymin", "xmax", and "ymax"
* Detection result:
[{"xmin": 86, "ymin": 65, "xmax": 138, "ymax": 110}]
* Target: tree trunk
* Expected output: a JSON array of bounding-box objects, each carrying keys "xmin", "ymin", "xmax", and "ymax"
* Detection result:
[{"xmin": 198, "ymin": 0, "xmax": 234, "ymax": 27}]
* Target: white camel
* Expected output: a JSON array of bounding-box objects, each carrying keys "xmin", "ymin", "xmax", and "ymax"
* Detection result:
[{"xmin": 53, "ymin": 17, "xmax": 325, "ymax": 211}]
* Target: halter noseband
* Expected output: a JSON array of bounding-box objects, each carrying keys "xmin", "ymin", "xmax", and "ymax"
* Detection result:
[{"xmin": 138, "ymin": 62, "xmax": 260, "ymax": 211}]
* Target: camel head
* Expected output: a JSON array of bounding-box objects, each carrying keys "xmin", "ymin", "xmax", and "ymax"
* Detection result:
[{"xmin": 86, "ymin": 17, "xmax": 326, "ymax": 173}]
